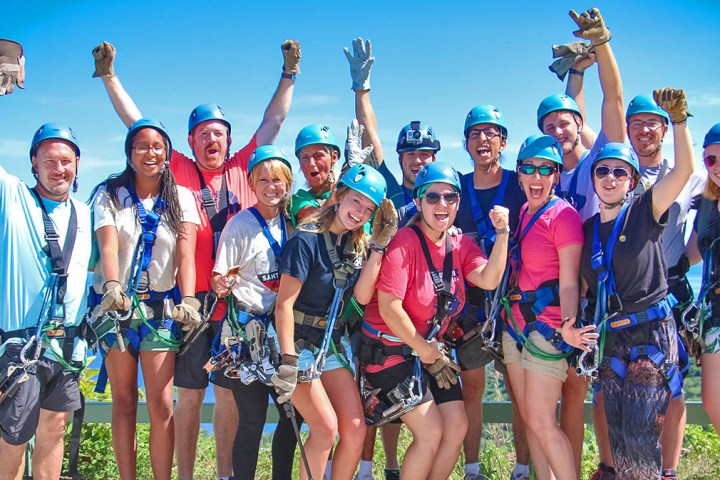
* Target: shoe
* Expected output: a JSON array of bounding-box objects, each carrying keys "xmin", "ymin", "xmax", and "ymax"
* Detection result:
[
  {"xmin": 464, "ymin": 474, "xmax": 488, "ymax": 480},
  {"xmin": 661, "ymin": 468, "xmax": 678, "ymax": 480},
  {"xmin": 589, "ymin": 463, "xmax": 616, "ymax": 480},
  {"xmin": 384, "ymin": 469, "xmax": 400, "ymax": 480},
  {"xmin": 510, "ymin": 472, "xmax": 530, "ymax": 480}
]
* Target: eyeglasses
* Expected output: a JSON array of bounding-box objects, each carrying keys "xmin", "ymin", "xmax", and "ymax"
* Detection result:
[
  {"xmin": 518, "ymin": 164, "xmax": 557, "ymax": 176},
  {"xmin": 424, "ymin": 192, "xmax": 460, "ymax": 205},
  {"xmin": 133, "ymin": 145, "xmax": 166, "ymax": 155},
  {"xmin": 628, "ymin": 119, "xmax": 665, "ymax": 131},
  {"xmin": 594, "ymin": 165, "xmax": 631, "ymax": 181},
  {"xmin": 705, "ymin": 155, "xmax": 718, "ymax": 168},
  {"xmin": 468, "ymin": 127, "xmax": 501, "ymax": 140}
]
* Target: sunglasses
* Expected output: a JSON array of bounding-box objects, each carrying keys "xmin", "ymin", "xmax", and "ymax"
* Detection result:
[
  {"xmin": 424, "ymin": 192, "xmax": 460, "ymax": 205},
  {"xmin": 518, "ymin": 164, "xmax": 557, "ymax": 176},
  {"xmin": 594, "ymin": 165, "xmax": 631, "ymax": 181},
  {"xmin": 705, "ymin": 155, "xmax": 718, "ymax": 168}
]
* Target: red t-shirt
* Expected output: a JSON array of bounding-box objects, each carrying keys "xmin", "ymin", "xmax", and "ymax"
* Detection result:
[
  {"xmin": 170, "ymin": 134, "xmax": 258, "ymax": 319},
  {"xmin": 509, "ymin": 200, "xmax": 583, "ymax": 331},
  {"xmin": 363, "ymin": 226, "xmax": 487, "ymax": 371}
]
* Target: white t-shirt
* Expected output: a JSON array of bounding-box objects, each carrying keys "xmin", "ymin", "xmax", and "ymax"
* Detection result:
[
  {"xmin": 92, "ymin": 184, "xmax": 200, "ymax": 293},
  {"xmin": 213, "ymin": 208, "xmax": 286, "ymax": 315}
]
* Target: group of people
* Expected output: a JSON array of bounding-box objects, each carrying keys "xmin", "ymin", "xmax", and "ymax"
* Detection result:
[{"xmin": 1, "ymin": 6, "xmax": 719, "ymax": 480}]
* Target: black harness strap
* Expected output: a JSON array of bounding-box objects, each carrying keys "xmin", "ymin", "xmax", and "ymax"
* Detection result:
[
  {"xmin": 194, "ymin": 164, "xmax": 228, "ymax": 259},
  {"xmin": 410, "ymin": 225, "xmax": 455, "ymax": 328}
]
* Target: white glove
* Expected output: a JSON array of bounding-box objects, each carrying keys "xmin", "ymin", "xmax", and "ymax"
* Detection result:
[
  {"xmin": 343, "ymin": 37, "xmax": 374, "ymax": 91},
  {"xmin": 344, "ymin": 119, "xmax": 374, "ymax": 167}
]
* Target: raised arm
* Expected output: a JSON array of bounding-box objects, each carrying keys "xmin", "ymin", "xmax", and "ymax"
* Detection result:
[
  {"xmin": 255, "ymin": 40, "xmax": 300, "ymax": 145},
  {"xmin": 651, "ymin": 88, "xmax": 694, "ymax": 222},
  {"xmin": 466, "ymin": 206, "xmax": 509, "ymax": 289},
  {"xmin": 92, "ymin": 42, "xmax": 142, "ymax": 128},
  {"xmin": 345, "ymin": 38, "xmax": 384, "ymax": 165},
  {"xmin": 569, "ymin": 8, "xmax": 625, "ymax": 143},
  {"xmin": 564, "ymin": 53, "xmax": 597, "ymax": 148}
]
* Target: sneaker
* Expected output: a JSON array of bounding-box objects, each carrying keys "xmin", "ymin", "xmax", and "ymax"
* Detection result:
[
  {"xmin": 464, "ymin": 474, "xmax": 488, "ymax": 480},
  {"xmin": 384, "ymin": 469, "xmax": 400, "ymax": 480},
  {"xmin": 510, "ymin": 472, "xmax": 530, "ymax": 480},
  {"xmin": 589, "ymin": 463, "xmax": 616, "ymax": 480},
  {"xmin": 661, "ymin": 469, "xmax": 678, "ymax": 480}
]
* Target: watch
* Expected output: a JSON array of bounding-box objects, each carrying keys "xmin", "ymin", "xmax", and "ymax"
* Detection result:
[{"xmin": 281, "ymin": 72, "xmax": 296, "ymax": 80}]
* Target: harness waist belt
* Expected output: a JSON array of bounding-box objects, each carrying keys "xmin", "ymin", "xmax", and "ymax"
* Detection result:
[{"xmin": 605, "ymin": 297, "xmax": 674, "ymax": 332}]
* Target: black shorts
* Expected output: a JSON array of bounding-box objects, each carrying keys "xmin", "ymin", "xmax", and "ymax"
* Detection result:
[
  {"xmin": 0, "ymin": 344, "xmax": 80, "ymax": 445},
  {"xmin": 454, "ymin": 305, "xmax": 506, "ymax": 374},
  {"xmin": 174, "ymin": 320, "xmax": 233, "ymax": 390},
  {"xmin": 365, "ymin": 359, "xmax": 463, "ymax": 411}
]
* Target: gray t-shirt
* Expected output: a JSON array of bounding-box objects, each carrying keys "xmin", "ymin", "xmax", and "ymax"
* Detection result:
[{"xmin": 558, "ymin": 130, "xmax": 608, "ymax": 222}]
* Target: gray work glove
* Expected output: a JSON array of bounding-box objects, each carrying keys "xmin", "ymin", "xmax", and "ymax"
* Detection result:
[
  {"xmin": 344, "ymin": 119, "xmax": 375, "ymax": 168},
  {"xmin": 425, "ymin": 353, "xmax": 461, "ymax": 390},
  {"xmin": 548, "ymin": 41, "xmax": 594, "ymax": 81},
  {"xmin": 100, "ymin": 280, "xmax": 131, "ymax": 313},
  {"xmin": 281, "ymin": 40, "xmax": 301, "ymax": 75},
  {"xmin": 370, "ymin": 198, "xmax": 399, "ymax": 250},
  {"xmin": 654, "ymin": 87, "xmax": 692, "ymax": 125},
  {"xmin": 0, "ymin": 39, "xmax": 25, "ymax": 96},
  {"xmin": 92, "ymin": 41, "xmax": 116, "ymax": 78},
  {"xmin": 271, "ymin": 353, "xmax": 299, "ymax": 403},
  {"xmin": 343, "ymin": 37, "xmax": 374, "ymax": 91},
  {"xmin": 569, "ymin": 8, "xmax": 611, "ymax": 46},
  {"xmin": 172, "ymin": 296, "xmax": 202, "ymax": 331}
]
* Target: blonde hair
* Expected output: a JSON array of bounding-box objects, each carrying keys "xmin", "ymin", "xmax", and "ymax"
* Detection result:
[
  {"xmin": 704, "ymin": 178, "xmax": 720, "ymax": 201},
  {"xmin": 249, "ymin": 159, "xmax": 294, "ymax": 217},
  {"xmin": 300, "ymin": 185, "xmax": 369, "ymax": 261}
]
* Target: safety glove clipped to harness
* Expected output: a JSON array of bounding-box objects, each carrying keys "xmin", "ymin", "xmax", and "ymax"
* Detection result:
[
  {"xmin": 0, "ymin": 39, "xmax": 25, "ymax": 95},
  {"xmin": 91, "ymin": 41, "xmax": 115, "ymax": 78},
  {"xmin": 654, "ymin": 87, "xmax": 692, "ymax": 125},
  {"xmin": 172, "ymin": 296, "xmax": 202, "ymax": 331},
  {"xmin": 425, "ymin": 353, "xmax": 461, "ymax": 390},
  {"xmin": 99, "ymin": 280, "xmax": 131, "ymax": 313},
  {"xmin": 370, "ymin": 198, "xmax": 399, "ymax": 251},
  {"xmin": 344, "ymin": 37, "xmax": 374, "ymax": 91},
  {"xmin": 281, "ymin": 40, "xmax": 301, "ymax": 75},
  {"xmin": 272, "ymin": 353, "xmax": 299, "ymax": 404},
  {"xmin": 569, "ymin": 7, "xmax": 611, "ymax": 46}
]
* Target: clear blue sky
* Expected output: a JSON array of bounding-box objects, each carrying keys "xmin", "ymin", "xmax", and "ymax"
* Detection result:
[{"xmin": 2, "ymin": 0, "xmax": 719, "ymax": 200}]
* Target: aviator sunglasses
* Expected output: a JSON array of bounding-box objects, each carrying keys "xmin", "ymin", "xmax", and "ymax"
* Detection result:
[
  {"xmin": 518, "ymin": 164, "xmax": 557, "ymax": 176},
  {"xmin": 704, "ymin": 155, "xmax": 718, "ymax": 168},
  {"xmin": 423, "ymin": 192, "xmax": 460, "ymax": 205},
  {"xmin": 594, "ymin": 165, "xmax": 631, "ymax": 181}
]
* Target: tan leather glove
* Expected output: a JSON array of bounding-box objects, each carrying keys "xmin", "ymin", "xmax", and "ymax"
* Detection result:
[
  {"xmin": 172, "ymin": 296, "xmax": 202, "ymax": 331},
  {"xmin": 370, "ymin": 198, "xmax": 399, "ymax": 250},
  {"xmin": 99, "ymin": 280, "xmax": 131, "ymax": 313},
  {"xmin": 654, "ymin": 87, "xmax": 692, "ymax": 124},
  {"xmin": 271, "ymin": 353, "xmax": 299, "ymax": 403},
  {"xmin": 425, "ymin": 353, "xmax": 461, "ymax": 390},
  {"xmin": 569, "ymin": 8, "xmax": 611, "ymax": 46},
  {"xmin": 0, "ymin": 39, "xmax": 25, "ymax": 96},
  {"xmin": 92, "ymin": 41, "xmax": 116, "ymax": 78},
  {"xmin": 281, "ymin": 40, "xmax": 301, "ymax": 75}
]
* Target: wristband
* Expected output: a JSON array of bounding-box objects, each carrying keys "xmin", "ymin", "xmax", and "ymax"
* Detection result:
[
  {"xmin": 561, "ymin": 317, "xmax": 573, "ymax": 327},
  {"xmin": 569, "ymin": 68, "xmax": 584, "ymax": 77},
  {"xmin": 369, "ymin": 243, "xmax": 386, "ymax": 255},
  {"xmin": 281, "ymin": 72, "xmax": 296, "ymax": 80},
  {"xmin": 281, "ymin": 353, "xmax": 299, "ymax": 366},
  {"xmin": 495, "ymin": 227, "xmax": 510, "ymax": 236}
]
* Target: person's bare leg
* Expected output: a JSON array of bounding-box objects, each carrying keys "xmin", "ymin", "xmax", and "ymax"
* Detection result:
[
  {"xmin": 106, "ymin": 349, "xmax": 140, "ymax": 480},
  {"xmin": 174, "ymin": 386, "xmax": 204, "ymax": 480},
  {"xmin": 460, "ymin": 368, "xmax": 486, "ymax": 466},
  {"xmin": 429, "ymin": 400, "xmax": 468, "ymax": 480},
  {"xmin": 31, "ymin": 409, "xmax": 71, "ymax": 480},
  {"xmin": 660, "ymin": 395, "xmax": 686, "ymax": 473},
  {"xmin": 140, "ymin": 351, "xmax": 176, "ymax": 480},
  {"xmin": 213, "ymin": 384, "xmax": 238, "ymax": 478},
  {"xmin": 560, "ymin": 369, "xmax": 588, "ymax": 478},
  {"xmin": 592, "ymin": 392, "xmax": 614, "ymax": 470},
  {"xmin": 0, "ymin": 438, "xmax": 25, "ymax": 480},
  {"xmin": 380, "ymin": 423, "xmax": 402, "ymax": 470}
]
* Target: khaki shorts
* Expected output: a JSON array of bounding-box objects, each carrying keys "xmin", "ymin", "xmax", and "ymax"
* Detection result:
[
  {"xmin": 502, "ymin": 330, "xmax": 522, "ymax": 365},
  {"xmin": 520, "ymin": 330, "xmax": 569, "ymax": 382}
]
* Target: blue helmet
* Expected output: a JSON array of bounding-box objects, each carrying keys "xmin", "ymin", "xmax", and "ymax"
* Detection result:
[
  {"xmin": 625, "ymin": 94, "xmax": 670, "ymax": 123},
  {"xmin": 125, "ymin": 119, "xmax": 172, "ymax": 164},
  {"xmin": 463, "ymin": 105, "xmax": 507, "ymax": 139},
  {"xmin": 188, "ymin": 104, "xmax": 231, "ymax": 136},
  {"xmin": 30, "ymin": 123, "xmax": 80, "ymax": 159},
  {"xmin": 536, "ymin": 94, "xmax": 582, "ymax": 131},
  {"xmin": 294, "ymin": 124, "xmax": 341, "ymax": 157},
  {"xmin": 396, "ymin": 121, "xmax": 441, "ymax": 153},
  {"xmin": 413, "ymin": 161, "xmax": 461, "ymax": 198},
  {"xmin": 337, "ymin": 164, "xmax": 386, "ymax": 208},
  {"xmin": 247, "ymin": 144, "xmax": 292, "ymax": 175},
  {"xmin": 593, "ymin": 142, "xmax": 640, "ymax": 175},
  {"xmin": 703, "ymin": 123, "xmax": 720, "ymax": 148},
  {"xmin": 517, "ymin": 135, "xmax": 564, "ymax": 172}
]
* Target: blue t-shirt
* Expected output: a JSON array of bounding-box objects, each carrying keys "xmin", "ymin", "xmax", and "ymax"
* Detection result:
[
  {"xmin": 279, "ymin": 228, "xmax": 361, "ymax": 317},
  {"xmin": 0, "ymin": 166, "xmax": 92, "ymax": 360},
  {"xmin": 377, "ymin": 161, "xmax": 416, "ymax": 226}
]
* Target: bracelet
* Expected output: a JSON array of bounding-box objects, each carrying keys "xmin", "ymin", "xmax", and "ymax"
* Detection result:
[
  {"xmin": 569, "ymin": 68, "xmax": 584, "ymax": 77},
  {"xmin": 369, "ymin": 243, "xmax": 386, "ymax": 255},
  {"xmin": 281, "ymin": 72, "xmax": 296, "ymax": 80},
  {"xmin": 495, "ymin": 227, "xmax": 510, "ymax": 236},
  {"xmin": 561, "ymin": 317, "xmax": 573, "ymax": 327}
]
